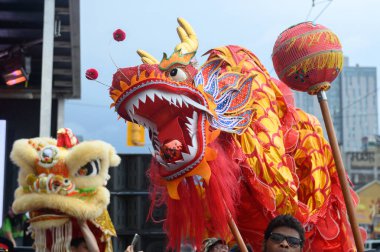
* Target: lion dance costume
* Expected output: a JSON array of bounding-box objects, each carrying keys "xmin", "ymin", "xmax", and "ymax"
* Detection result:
[
  {"xmin": 11, "ymin": 128, "xmax": 120, "ymax": 252},
  {"xmin": 108, "ymin": 18, "xmax": 365, "ymax": 251}
]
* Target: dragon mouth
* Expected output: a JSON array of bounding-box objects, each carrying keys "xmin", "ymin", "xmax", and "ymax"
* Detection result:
[
  {"xmin": 29, "ymin": 208, "xmax": 70, "ymax": 229},
  {"xmin": 118, "ymin": 82, "xmax": 210, "ymax": 178}
]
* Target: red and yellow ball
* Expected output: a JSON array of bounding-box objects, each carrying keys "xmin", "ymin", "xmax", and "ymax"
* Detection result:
[{"xmin": 272, "ymin": 22, "xmax": 343, "ymax": 95}]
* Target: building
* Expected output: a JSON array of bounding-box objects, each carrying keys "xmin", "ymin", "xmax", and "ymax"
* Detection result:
[
  {"xmin": 355, "ymin": 180, "xmax": 380, "ymax": 239},
  {"xmin": 109, "ymin": 154, "xmax": 166, "ymax": 251},
  {"xmin": 342, "ymin": 139, "xmax": 380, "ymax": 239},
  {"xmin": 346, "ymin": 150, "xmax": 380, "ymax": 187},
  {"xmin": 0, "ymin": 0, "xmax": 80, "ymax": 221},
  {"xmin": 294, "ymin": 57, "xmax": 378, "ymax": 152}
]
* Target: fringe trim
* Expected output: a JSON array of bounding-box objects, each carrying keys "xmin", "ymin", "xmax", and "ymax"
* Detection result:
[
  {"xmin": 286, "ymin": 30, "xmax": 340, "ymax": 52},
  {"xmin": 33, "ymin": 222, "xmax": 72, "ymax": 252},
  {"xmin": 34, "ymin": 228, "xmax": 47, "ymax": 252},
  {"xmin": 279, "ymin": 50, "xmax": 343, "ymax": 78}
]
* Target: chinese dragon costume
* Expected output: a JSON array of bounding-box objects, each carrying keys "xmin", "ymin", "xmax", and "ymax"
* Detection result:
[
  {"xmin": 109, "ymin": 18, "xmax": 365, "ymax": 251},
  {"xmin": 11, "ymin": 128, "xmax": 120, "ymax": 251}
]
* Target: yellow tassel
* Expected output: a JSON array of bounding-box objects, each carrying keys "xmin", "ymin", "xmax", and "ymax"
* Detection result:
[
  {"xmin": 284, "ymin": 30, "xmax": 341, "ymax": 52},
  {"xmin": 286, "ymin": 51, "xmax": 343, "ymax": 77}
]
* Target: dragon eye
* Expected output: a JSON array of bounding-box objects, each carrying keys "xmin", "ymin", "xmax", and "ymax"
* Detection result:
[
  {"xmin": 169, "ymin": 68, "xmax": 187, "ymax": 81},
  {"xmin": 75, "ymin": 159, "xmax": 100, "ymax": 177}
]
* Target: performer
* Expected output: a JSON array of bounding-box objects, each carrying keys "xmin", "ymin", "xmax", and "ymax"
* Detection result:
[
  {"xmin": 10, "ymin": 128, "xmax": 120, "ymax": 252},
  {"xmin": 263, "ymin": 215, "xmax": 305, "ymax": 252},
  {"xmin": 0, "ymin": 206, "xmax": 28, "ymax": 247}
]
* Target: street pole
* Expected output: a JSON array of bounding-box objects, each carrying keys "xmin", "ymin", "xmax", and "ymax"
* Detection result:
[
  {"xmin": 317, "ymin": 91, "xmax": 364, "ymax": 252},
  {"xmin": 39, "ymin": 0, "xmax": 55, "ymax": 137}
]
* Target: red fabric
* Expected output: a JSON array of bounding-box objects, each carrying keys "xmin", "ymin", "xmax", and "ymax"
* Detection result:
[
  {"xmin": 56, "ymin": 129, "xmax": 78, "ymax": 148},
  {"xmin": 271, "ymin": 78, "xmax": 295, "ymax": 106},
  {"xmin": 148, "ymin": 133, "xmax": 242, "ymax": 250}
]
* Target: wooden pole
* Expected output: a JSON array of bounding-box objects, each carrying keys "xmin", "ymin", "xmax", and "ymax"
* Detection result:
[
  {"xmin": 317, "ymin": 91, "xmax": 364, "ymax": 252},
  {"xmin": 226, "ymin": 208, "xmax": 248, "ymax": 252}
]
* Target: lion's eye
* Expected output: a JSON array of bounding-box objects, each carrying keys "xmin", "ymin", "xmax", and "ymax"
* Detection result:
[
  {"xmin": 75, "ymin": 159, "xmax": 100, "ymax": 177},
  {"xmin": 169, "ymin": 68, "xmax": 187, "ymax": 81}
]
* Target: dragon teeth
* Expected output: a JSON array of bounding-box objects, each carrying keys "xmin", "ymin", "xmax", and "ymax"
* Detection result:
[
  {"xmin": 186, "ymin": 116, "xmax": 194, "ymax": 124},
  {"xmin": 155, "ymin": 155, "xmax": 169, "ymax": 168},
  {"xmin": 185, "ymin": 123, "xmax": 193, "ymax": 133},
  {"xmin": 182, "ymin": 97, "xmax": 189, "ymax": 108},
  {"xmin": 146, "ymin": 90, "xmax": 156, "ymax": 102},
  {"xmin": 176, "ymin": 97, "xmax": 183, "ymax": 107},
  {"xmin": 175, "ymin": 159, "xmax": 185, "ymax": 165},
  {"xmin": 155, "ymin": 92, "xmax": 163, "ymax": 100},
  {"xmin": 182, "ymin": 96, "xmax": 210, "ymax": 114},
  {"xmin": 181, "ymin": 152, "xmax": 193, "ymax": 162},
  {"xmin": 167, "ymin": 163, "xmax": 177, "ymax": 170},
  {"xmin": 128, "ymin": 108, "xmax": 134, "ymax": 117},
  {"xmin": 127, "ymin": 90, "xmax": 207, "ymax": 115},
  {"xmin": 188, "ymin": 145, "xmax": 197, "ymax": 155},
  {"xmin": 139, "ymin": 93, "xmax": 147, "ymax": 104}
]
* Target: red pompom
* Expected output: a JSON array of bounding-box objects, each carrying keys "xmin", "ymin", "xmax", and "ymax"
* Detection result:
[
  {"xmin": 85, "ymin": 68, "xmax": 98, "ymax": 80},
  {"xmin": 113, "ymin": 29, "xmax": 126, "ymax": 42}
]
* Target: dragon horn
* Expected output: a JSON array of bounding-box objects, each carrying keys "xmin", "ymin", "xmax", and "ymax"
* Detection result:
[
  {"xmin": 174, "ymin": 17, "xmax": 198, "ymax": 54},
  {"xmin": 137, "ymin": 49, "xmax": 159, "ymax": 64}
]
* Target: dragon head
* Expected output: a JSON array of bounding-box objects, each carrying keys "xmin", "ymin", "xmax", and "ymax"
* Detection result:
[
  {"xmin": 110, "ymin": 18, "xmax": 261, "ymax": 201},
  {"xmin": 11, "ymin": 128, "xmax": 120, "ymax": 250},
  {"xmin": 110, "ymin": 18, "xmax": 259, "ymax": 200},
  {"xmin": 110, "ymin": 18, "xmax": 221, "ymax": 199}
]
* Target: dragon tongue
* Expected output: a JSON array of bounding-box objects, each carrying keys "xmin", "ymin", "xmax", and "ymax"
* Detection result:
[{"xmin": 158, "ymin": 117, "xmax": 188, "ymax": 163}]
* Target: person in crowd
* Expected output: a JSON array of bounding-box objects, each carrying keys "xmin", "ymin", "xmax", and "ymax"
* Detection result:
[
  {"xmin": 70, "ymin": 237, "xmax": 89, "ymax": 252},
  {"xmin": 70, "ymin": 219, "xmax": 99, "ymax": 252},
  {"xmin": 202, "ymin": 238, "xmax": 229, "ymax": 252},
  {"xmin": 262, "ymin": 214, "xmax": 305, "ymax": 252},
  {"xmin": 0, "ymin": 207, "xmax": 27, "ymax": 247}
]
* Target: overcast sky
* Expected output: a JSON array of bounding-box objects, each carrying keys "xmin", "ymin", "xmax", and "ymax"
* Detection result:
[{"xmin": 64, "ymin": 0, "xmax": 380, "ymax": 154}]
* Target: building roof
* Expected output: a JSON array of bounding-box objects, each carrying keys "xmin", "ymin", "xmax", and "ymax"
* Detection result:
[
  {"xmin": 0, "ymin": 0, "xmax": 80, "ymax": 99},
  {"xmin": 355, "ymin": 180, "xmax": 380, "ymax": 193}
]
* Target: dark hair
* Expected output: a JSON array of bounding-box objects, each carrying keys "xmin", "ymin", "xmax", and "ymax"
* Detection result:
[
  {"xmin": 229, "ymin": 244, "xmax": 253, "ymax": 252},
  {"xmin": 9, "ymin": 214, "xmax": 25, "ymax": 231},
  {"xmin": 70, "ymin": 237, "xmax": 86, "ymax": 248},
  {"xmin": 209, "ymin": 241, "xmax": 223, "ymax": 250},
  {"xmin": 264, "ymin": 215, "xmax": 305, "ymax": 246}
]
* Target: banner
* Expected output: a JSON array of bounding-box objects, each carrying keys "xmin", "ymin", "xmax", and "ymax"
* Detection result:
[{"xmin": 127, "ymin": 122, "xmax": 145, "ymax": 146}]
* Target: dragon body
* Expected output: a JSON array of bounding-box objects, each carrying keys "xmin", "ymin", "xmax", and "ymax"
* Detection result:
[{"xmin": 110, "ymin": 18, "xmax": 363, "ymax": 251}]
